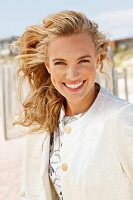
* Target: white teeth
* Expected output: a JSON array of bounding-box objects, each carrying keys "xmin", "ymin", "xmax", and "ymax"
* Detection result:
[{"xmin": 65, "ymin": 81, "xmax": 83, "ymax": 89}]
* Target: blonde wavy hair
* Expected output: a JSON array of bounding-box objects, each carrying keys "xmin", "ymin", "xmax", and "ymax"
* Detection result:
[{"xmin": 13, "ymin": 10, "xmax": 110, "ymax": 134}]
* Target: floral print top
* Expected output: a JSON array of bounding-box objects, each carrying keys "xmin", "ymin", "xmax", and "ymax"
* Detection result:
[{"xmin": 48, "ymin": 108, "xmax": 85, "ymax": 200}]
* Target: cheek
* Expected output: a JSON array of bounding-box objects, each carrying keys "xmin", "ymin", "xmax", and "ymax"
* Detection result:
[
  {"xmin": 86, "ymin": 66, "xmax": 97, "ymax": 78},
  {"xmin": 50, "ymin": 69, "xmax": 64, "ymax": 84}
]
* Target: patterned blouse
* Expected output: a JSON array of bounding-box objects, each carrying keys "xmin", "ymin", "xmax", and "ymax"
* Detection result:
[{"xmin": 48, "ymin": 108, "xmax": 85, "ymax": 200}]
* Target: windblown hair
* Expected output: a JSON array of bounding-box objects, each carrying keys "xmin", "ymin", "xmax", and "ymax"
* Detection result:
[{"xmin": 12, "ymin": 10, "xmax": 110, "ymax": 134}]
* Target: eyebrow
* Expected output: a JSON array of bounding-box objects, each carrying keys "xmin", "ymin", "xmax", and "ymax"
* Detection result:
[{"xmin": 52, "ymin": 55, "xmax": 91, "ymax": 62}]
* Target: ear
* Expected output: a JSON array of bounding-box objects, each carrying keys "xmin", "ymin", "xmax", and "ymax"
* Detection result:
[
  {"xmin": 96, "ymin": 55, "xmax": 101, "ymax": 69},
  {"xmin": 45, "ymin": 62, "xmax": 51, "ymax": 74}
]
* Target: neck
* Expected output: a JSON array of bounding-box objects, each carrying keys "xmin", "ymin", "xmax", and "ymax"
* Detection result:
[{"xmin": 65, "ymin": 83, "xmax": 99, "ymax": 116}]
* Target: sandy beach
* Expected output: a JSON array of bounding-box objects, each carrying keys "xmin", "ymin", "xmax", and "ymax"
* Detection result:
[{"xmin": 0, "ymin": 118, "xmax": 25, "ymax": 200}]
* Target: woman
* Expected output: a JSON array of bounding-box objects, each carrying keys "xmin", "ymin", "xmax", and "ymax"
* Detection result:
[{"xmin": 13, "ymin": 10, "xmax": 133, "ymax": 200}]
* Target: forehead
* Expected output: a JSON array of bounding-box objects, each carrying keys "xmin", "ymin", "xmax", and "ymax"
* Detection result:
[{"xmin": 47, "ymin": 32, "xmax": 96, "ymax": 59}]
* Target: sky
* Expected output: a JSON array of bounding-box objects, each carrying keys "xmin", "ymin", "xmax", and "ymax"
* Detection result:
[{"xmin": 0, "ymin": 0, "xmax": 133, "ymax": 40}]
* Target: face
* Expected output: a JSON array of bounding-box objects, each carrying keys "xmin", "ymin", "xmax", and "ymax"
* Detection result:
[{"xmin": 46, "ymin": 32, "xmax": 100, "ymax": 108}]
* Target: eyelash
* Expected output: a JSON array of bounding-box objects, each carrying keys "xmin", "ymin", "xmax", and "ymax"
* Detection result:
[
  {"xmin": 54, "ymin": 61, "xmax": 65, "ymax": 65},
  {"xmin": 79, "ymin": 59, "xmax": 90, "ymax": 63},
  {"xmin": 54, "ymin": 60, "xmax": 90, "ymax": 65}
]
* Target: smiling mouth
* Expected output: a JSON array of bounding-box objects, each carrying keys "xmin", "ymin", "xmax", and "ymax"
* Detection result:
[{"xmin": 63, "ymin": 80, "xmax": 86, "ymax": 90}]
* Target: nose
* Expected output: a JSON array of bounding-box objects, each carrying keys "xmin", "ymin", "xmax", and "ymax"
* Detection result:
[{"xmin": 66, "ymin": 65, "xmax": 80, "ymax": 80}]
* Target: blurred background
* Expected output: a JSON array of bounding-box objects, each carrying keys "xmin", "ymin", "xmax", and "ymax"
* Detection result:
[{"xmin": 0, "ymin": 0, "xmax": 133, "ymax": 199}]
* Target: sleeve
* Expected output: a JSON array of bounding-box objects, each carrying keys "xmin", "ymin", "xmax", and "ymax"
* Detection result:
[
  {"xmin": 116, "ymin": 104, "xmax": 133, "ymax": 184},
  {"xmin": 19, "ymin": 136, "xmax": 26, "ymax": 200},
  {"xmin": 19, "ymin": 133, "xmax": 44, "ymax": 200}
]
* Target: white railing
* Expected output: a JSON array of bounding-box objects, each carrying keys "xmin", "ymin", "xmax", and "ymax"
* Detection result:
[{"xmin": 0, "ymin": 60, "xmax": 24, "ymax": 139}]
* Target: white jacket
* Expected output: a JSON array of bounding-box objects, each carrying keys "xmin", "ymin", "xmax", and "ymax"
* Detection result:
[{"xmin": 20, "ymin": 87, "xmax": 133, "ymax": 200}]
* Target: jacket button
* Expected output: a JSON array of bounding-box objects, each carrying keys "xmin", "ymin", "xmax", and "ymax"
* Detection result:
[
  {"xmin": 61, "ymin": 163, "xmax": 68, "ymax": 171},
  {"xmin": 64, "ymin": 126, "xmax": 71, "ymax": 134}
]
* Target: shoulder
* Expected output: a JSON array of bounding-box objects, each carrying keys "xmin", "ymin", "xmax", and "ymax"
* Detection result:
[
  {"xmin": 115, "ymin": 103, "xmax": 133, "ymax": 132},
  {"xmin": 99, "ymin": 86, "xmax": 132, "ymax": 114}
]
